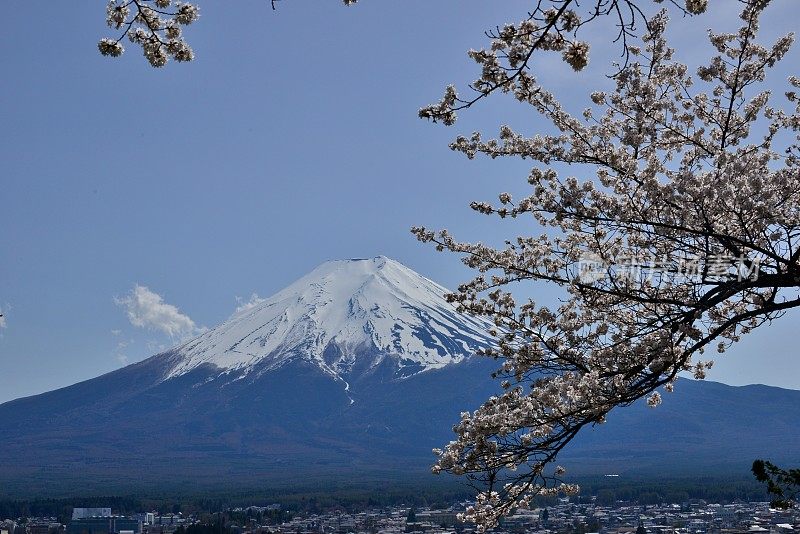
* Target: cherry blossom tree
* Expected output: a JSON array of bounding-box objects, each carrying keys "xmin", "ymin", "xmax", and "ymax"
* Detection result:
[{"xmin": 411, "ymin": 0, "xmax": 800, "ymax": 527}]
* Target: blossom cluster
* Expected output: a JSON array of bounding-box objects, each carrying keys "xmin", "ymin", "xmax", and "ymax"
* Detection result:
[{"xmin": 99, "ymin": 0, "xmax": 198, "ymax": 66}]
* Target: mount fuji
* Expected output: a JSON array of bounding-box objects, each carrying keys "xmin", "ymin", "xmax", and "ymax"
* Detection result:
[
  {"xmin": 166, "ymin": 256, "xmax": 496, "ymax": 387},
  {"xmin": 0, "ymin": 257, "xmax": 798, "ymax": 496}
]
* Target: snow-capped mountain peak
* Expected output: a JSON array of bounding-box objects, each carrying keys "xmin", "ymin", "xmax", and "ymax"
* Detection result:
[{"xmin": 165, "ymin": 256, "xmax": 495, "ymax": 383}]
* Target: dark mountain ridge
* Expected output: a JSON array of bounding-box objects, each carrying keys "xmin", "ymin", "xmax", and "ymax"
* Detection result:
[{"xmin": 0, "ymin": 258, "xmax": 797, "ymax": 497}]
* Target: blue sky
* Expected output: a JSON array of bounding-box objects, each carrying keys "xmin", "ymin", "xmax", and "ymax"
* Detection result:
[{"xmin": 1, "ymin": 1, "xmax": 799, "ymax": 403}]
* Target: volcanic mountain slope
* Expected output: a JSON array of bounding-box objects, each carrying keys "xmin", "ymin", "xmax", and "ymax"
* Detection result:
[
  {"xmin": 0, "ymin": 257, "xmax": 502, "ymax": 493},
  {"xmin": 0, "ymin": 256, "xmax": 798, "ymax": 496}
]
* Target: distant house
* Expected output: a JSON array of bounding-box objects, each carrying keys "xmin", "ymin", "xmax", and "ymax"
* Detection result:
[{"xmin": 67, "ymin": 510, "xmax": 141, "ymax": 534}]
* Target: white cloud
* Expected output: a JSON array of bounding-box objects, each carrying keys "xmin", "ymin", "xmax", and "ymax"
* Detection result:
[
  {"xmin": 235, "ymin": 293, "xmax": 266, "ymax": 314},
  {"xmin": 0, "ymin": 309, "xmax": 5, "ymax": 329},
  {"xmin": 111, "ymin": 329, "xmax": 122, "ymax": 336},
  {"xmin": 146, "ymin": 339, "xmax": 167, "ymax": 353},
  {"xmin": 114, "ymin": 339, "xmax": 132, "ymax": 365},
  {"xmin": 115, "ymin": 285, "xmax": 202, "ymax": 340}
]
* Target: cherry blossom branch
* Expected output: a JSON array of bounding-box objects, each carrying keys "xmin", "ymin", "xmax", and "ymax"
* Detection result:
[
  {"xmin": 418, "ymin": 0, "xmax": 708, "ymax": 125},
  {"xmin": 99, "ymin": 0, "xmax": 198, "ymax": 66}
]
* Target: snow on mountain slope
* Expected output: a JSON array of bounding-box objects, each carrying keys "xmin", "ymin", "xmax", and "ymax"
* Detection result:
[{"xmin": 166, "ymin": 256, "xmax": 496, "ymax": 383}]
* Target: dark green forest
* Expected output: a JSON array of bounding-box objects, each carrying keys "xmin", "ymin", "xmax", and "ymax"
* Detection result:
[{"xmin": 0, "ymin": 475, "xmax": 773, "ymax": 524}]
